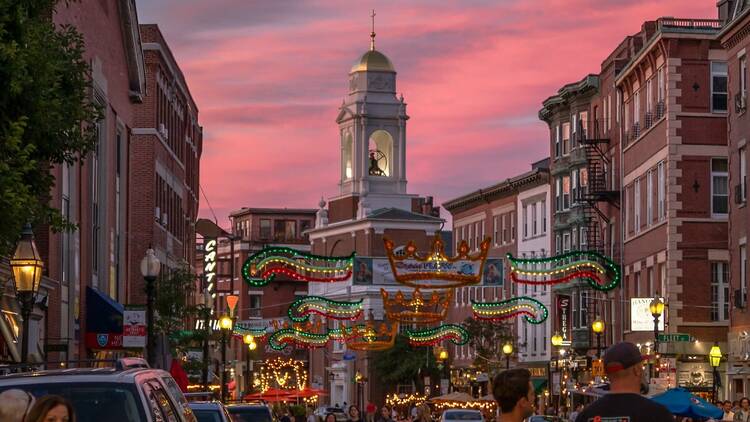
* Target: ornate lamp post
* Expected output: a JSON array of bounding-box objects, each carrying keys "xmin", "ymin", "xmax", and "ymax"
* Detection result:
[
  {"xmin": 710, "ymin": 343, "xmax": 722, "ymax": 401},
  {"xmin": 591, "ymin": 317, "xmax": 605, "ymax": 358},
  {"xmin": 649, "ymin": 295, "xmax": 665, "ymax": 379},
  {"xmin": 219, "ymin": 315, "xmax": 233, "ymax": 402},
  {"xmin": 243, "ymin": 334, "xmax": 257, "ymax": 396},
  {"xmin": 139, "ymin": 248, "xmax": 160, "ymax": 366},
  {"xmin": 10, "ymin": 224, "xmax": 44, "ymax": 364},
  {"xmin": 502, "ymin": 342, "xmax": 513, "ymax": 370}
]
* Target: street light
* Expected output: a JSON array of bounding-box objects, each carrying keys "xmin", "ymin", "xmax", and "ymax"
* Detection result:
[
  {"xmin": 10, "ymin": 224, "xmax": 44, "ymax": 364},
  {"xmin": 502, "ymin": 343, "xmax": 513, "ymax": 370},
  {"xmin": 710, "ymin": 343, "xmax": 722, "ymax": 401},
  {"xmin": 220, "ymin": 315, "xmax": 233, "ymax": 402},
  {"xmin": 550, "ymin": 332, "xmax": 565, "ymax": 414},
  {"xmin": 140, "ymin": 248, "xmax": 160, "ymax": 366},
  {"xmin": 650, "ymin": 295, "xmax": 665, "ymax": 379},
  {"xmin": 244, "ymin": 334, "xmax": 257, "ymax": 395},
  {"xmin": 591, "ymin": 317, "xmax": 605, "ymax": 358},
  {"xmin": 551, "ymin": 332, "xmax": 564, "ymax": 348}
]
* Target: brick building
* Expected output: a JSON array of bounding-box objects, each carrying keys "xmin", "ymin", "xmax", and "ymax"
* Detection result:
[
  {"xmin": 442, "ymin": 161, "xmax": 550, "ymax": 395},
  {"xmin": 719, "ymin": 0, "xmax": 750, "ymax": 400},
  {"xmin": 0, "ymin": 0, "xmax": 202, "ymax": 365}
]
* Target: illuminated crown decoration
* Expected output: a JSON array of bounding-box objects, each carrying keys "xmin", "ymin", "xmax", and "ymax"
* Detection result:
[
  {"xmin": 406, "ymin": 324, "xmax": 470, "ymax": 347},
  {"xmin": 383, "ymin": 236, "xmax": 491, "ymax": 288},
  {"xmin": 507, "ymin": 251, "xmax": 621, "ymax": 291},
  {"xmin": 471, "ymin": 296, "xmax": 549, "ymax": 324},
  {"xmin": 242, "ymin": 247, "xmax": 355, "ymax": 287},
  {"xmin": 344, "ymin": 322, "xmax": 399, "ymax": 351},
  {"xmin": 288, "ymin": 296, "xmax": 363, "ymax": 323},
  {"xmin": 381, "ymin": 288, "xmax": 452, "ymax": 324}
]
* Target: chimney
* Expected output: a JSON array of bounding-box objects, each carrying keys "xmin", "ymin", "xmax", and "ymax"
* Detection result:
[{"xmin": 718, "ymin": 0, "xmax": 737, "ymax": 23}]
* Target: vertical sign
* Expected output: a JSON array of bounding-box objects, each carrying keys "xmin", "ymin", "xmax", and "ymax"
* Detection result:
[
  {"xmin": 203, "ymin": 239, "xmax": 217, "ymax": 300},
  {"xmin": 556, "ymin": 294, "xmax": 572, "ymax": 346},
  {"xmin": 123, "ymin": 307, "xmax": 147, "ymax": 348}
]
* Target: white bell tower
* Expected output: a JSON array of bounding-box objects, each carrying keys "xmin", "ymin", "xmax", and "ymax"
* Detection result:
[{"xmin": 336, "ymin": 11, "xmax": 408, "ymax": 201}]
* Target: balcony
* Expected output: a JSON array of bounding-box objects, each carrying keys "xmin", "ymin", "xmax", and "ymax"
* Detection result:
[
  {"xmin": 657, "ymin": 17, "xmax": 722, "ymax": 34},
  {"xmin": 575, "ymin": 118, "xmax": 612, "ymax": 145}
]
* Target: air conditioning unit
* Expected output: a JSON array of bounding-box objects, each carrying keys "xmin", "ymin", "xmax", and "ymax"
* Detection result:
[
  {"xmin": 155, "ymin": 206, "xmax": 161, "ymax": 221},
  {"xmin": 158, "ymin": 123, "xmax": 168, "ymax": 139},
  {"xmin": 161, "ymin": 213, "xmax": 168, "ymax": 226},
  {"xmin": 735, "ymin": 288, "xmax": 746, "ymax": 309}
]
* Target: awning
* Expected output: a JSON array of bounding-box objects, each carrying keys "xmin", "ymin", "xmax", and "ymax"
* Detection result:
[
  {"xmin": 532, "ymin": 378, "xmax": 547, "ymax": 394},
  {"xmin": 84, "ymin": 287, "xmax": 124, "ymax": 349}
]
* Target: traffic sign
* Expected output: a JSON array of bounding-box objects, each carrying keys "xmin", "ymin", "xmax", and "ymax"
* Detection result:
[{"xmin": 658, "ymin": 333, "xmax": 692, "ymax": 342}]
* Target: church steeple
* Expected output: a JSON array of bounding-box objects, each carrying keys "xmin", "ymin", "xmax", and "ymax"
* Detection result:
[{"xmin": 336, "ymin": 13, "xmax": 409, "ymax": 201}]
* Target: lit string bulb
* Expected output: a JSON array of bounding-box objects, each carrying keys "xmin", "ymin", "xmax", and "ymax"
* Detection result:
[
  {"xmin": 385, "ymin": 393, "xmax": 427, "ymax": 407},
  {"xmin": 406, "ymin": 324, "xmax": 470, "ymax": 347},
  {"xmin": 288, "ymin": 296, "xmax": 363, "ymax": 323},
  {"xmin": 471, "ymin": 296, "xmax": 549, "ymax": 324},
  {"xmin": 258, "ymin": 357, "xmax": 307, "ymax": 392},
  {"xmin": 242, "ymin": 247, "xmax": 355, "ymax": 287},
  {"xmin": 507, "ymin": 251, "xmax": 621, "ymax": 291}
]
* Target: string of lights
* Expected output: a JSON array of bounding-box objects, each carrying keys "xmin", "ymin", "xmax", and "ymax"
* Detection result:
[
  {"xmin": 287, "ymin": 296, "xmax": 363, "ymax": 323},
  {"xmin": 406, "ymin": 324, "xmax": 470, "ymax": 347},
  {"xmin": 242, "ymin": 246, "xmax": 355, "ymax": 287},
  {"xmin": 471, "ymin": 296, "xmax": 549, "ymax": 324}
]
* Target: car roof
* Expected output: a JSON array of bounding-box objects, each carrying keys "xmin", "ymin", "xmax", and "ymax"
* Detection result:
[
  {"xmin": 188, "ymin": 401, "xmax": 225, "ymax": 410},
  {"xmin": 226, "ymin": 404, "xmax": 270, "ymax": 409},
  {"xmin": 0, "ymin": 367, "xmax": 172, "ymax": 386}
]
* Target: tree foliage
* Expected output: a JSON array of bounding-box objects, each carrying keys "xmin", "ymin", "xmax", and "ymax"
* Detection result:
[
  {"xmin": 154, "ymin": 267, "xmax": 200, "ymax": 354},
  {"xmin": 463, "ymin": 317, "xmax": 514, "ymax": 375},
  {"xmin": 0, "ymin": 0, "xmax": 101, "ymax": 254},
  {"xmin": 372, "ymin": 334, "xmax": 440, "ymax": 392}
]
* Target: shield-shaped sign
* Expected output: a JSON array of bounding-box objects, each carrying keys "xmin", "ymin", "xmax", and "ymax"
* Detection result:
[{"xmin": 97, "ymin": 334, "xmax": 109, "ymax": 347}]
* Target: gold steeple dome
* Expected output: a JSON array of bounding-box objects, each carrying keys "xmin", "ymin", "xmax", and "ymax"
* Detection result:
[{"xmin": 350, "ymin": 9, "xmax": 395, "ymax": 73}]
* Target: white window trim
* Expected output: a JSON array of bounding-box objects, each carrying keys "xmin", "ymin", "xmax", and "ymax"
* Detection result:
[
  {"xmin": 634, "ymin": 179, "xmax": 641, "ymax": 234},
  {"xmin": 711, "ymin": 158, "xmax": 729, "ymax": 218},
  {"xmin": 710, "ymin": 61, "xmax": 728, "ymax": 113}
]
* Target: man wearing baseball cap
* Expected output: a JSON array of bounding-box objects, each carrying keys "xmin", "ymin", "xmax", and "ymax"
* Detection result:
[{"xmin": 574, "ymin": 342, "xmax": 673, "ymax": 422}]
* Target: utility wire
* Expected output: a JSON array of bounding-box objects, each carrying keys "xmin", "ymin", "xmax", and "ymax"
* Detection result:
[{"xmin": 199, "ymin": 183, "xmax": 220, "ymax": 225}]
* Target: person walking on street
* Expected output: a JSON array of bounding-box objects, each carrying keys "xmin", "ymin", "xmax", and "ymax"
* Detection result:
[
  {"xmin": 569, "ymin": 403, "xmax": 583, "ymax": 421},
  {"xmin": 491, "ymin": 368, "xmax": 536, "ymax": 422},
  {"xmin": 724, "ymin": 400, "xmax": 736, "ymax": 421},
  {"xmin": 574, "ymin": 342, "xmax": 673, "ymax": 422},
  {"xmin": 377, "ymin": 406, "xmax": 394, "ymax": 422},
  {"xmin": 735, "ymin": 397, "xmax": 750, "ymax": 421},
  {"xmin": 348, "ymin": 405, "xmax": 365, "ymax": 422},
  {"xmin": 25, "ymin": 395, "xmax": 74, "ymax": 422}
]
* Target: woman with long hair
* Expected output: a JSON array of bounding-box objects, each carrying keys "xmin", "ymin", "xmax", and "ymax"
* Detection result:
[
  {"xmin": 348, "ymin": 405, "xmax": 365, "ymax": 422},
  {"xmin": 25, "ymin": 395, "xmax": 74, "ymax": 422}
]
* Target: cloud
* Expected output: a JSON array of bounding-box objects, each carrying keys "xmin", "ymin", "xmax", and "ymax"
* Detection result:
[{"xmin": 134, "ymin": 0, "xmax": 717, "ymax": 227}]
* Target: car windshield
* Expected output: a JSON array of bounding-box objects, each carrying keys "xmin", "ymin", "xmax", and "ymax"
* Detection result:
[
  {"xmin": 0, "ymin": 382, "xmax": 145, "ymax": 422},
  {"xmin": 194, "ymin": 409, "xmax": 224, "ymax": 422},
  {"xmin": 227, "ymin": 406, "xmax": 273, "ymax": 422},
  {"xmin": 444, "ymin": 411, "xmax": 482, "ymax": 420}
]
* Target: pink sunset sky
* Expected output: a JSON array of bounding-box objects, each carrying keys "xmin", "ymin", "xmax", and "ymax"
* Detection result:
[{"xmin": 136, "ymin": 0, "xmax": 716, "ymax": 227}]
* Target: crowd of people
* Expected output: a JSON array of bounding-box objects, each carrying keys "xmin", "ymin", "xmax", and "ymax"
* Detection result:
[
  {"xmin": 308, "ymin": 401, "xmax": 434, "ymax": 422},
  {"xmin": 0, "ymin": 390, "xmax": 73, "ymax": 422}
]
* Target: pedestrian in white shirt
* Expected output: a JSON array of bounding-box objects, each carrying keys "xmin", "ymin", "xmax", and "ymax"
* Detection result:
[
  {"xmin": 723, "ymin": 400, "xmax": 735, "ymax": 421},
  {"xmin": 735, "ymin": 397, "xmax": 750, "ymax": 422}
]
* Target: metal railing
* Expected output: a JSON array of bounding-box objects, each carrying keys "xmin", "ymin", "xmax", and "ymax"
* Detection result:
[{"xmin": 658, "ymin": 17, "xmax": 722, "ymax": 31}]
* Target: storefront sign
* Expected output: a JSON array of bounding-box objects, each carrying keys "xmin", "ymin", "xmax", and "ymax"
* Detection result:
[
  {"xmin": 123, "ymin": 308, "xmax": 146, "ymax": 348},
  {"xmin": 592, "ymin": 359, "xmax": 604, "ymax": 377},
  {"xmin": 557, "ymin": 295, "xmax": 572, "ymax": 346},
  {"xmin": 529, "ymin": 367, "xmax": 547, "ymax": 378},
  {"xmin": 203, "ymin": 239, "xmax": 217, "ymax": 299},
  {"xmin": 630, "ymin": 297, "xmax": 666, "ymax": 332}
]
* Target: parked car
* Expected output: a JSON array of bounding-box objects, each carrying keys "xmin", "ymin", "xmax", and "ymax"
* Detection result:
[
  {"xmin": 189, "ymin": 401, "xmax": 232, "ymax": 422},
  {"xmin": 439, "ymin": 410, "xmax": 484, "ymax": 422},
  {"xmin": 528, "ymin": 416, "xmax": 564, "ymax": 422},
  {"xmin": 313, "ymin": 406, "xmax": 347, "ymax": 422},
  {"xmin": 226, "ymin": 403, "xmax": 274, "ymax": 422},
  {"xmin": 0, "ymin": 358, "xmax": 196, "ymax": 422}
]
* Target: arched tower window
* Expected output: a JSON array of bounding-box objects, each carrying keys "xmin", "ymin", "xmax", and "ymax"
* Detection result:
[
  {"xmin": 368, "ymin": 130, "xmax": 393, "ymax": 177},
  {"xmin": 342, "ymin": 133, "xmax": 353, "ymax": 180}
]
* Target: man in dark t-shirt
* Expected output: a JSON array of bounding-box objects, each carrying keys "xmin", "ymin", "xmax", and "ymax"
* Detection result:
[{"xmin": 575, "ymin": 342, "xmax": 673, "ymax": 422}]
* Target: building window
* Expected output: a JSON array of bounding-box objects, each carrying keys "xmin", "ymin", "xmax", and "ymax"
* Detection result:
[
  {"xmin": 510, "ymin": 212, "xmax": 516, "ymax": 242},
  {"xmin": 711, "ymin": 61, "xmax": 728, "ymax": 112},
  {"xmin": 562, "ymin": 175, "xmax": 570, "ymax": 210},
  {"xmin": 657, "ymin": 67, "xmax": 665, "ymax": 103},
  {"xmin": 300, "ymin": 220, "xmax": 312, "ymax": 236},
  {"xmin": 555, "ymin": 125, "xmax": 561, "ymax": 158},
  {"xmin": 580, "ymin": 227, "xmax": 587, "ymax": 249},
  {"xmin": 580, "ymin": 167, "xmax": 588, "ymax": 198},
  {"xmin": 646, "ymin": 78, "xmax": 653, "ymax": 113},
  {"xmin": 555, "ymin": 178, "xmax": 562, "ymax": 212},
  {"xmin": 493, "ymin": 216, "xmax": 498, "ymax": 245},
  {"xmin": 562, "ymin": 232, "xmax": 571, "ymax": 252},
  {"xmin": 541, "ymin": 200, "xmax": 547, "ymax": 233},
  {"xmin": 474, "ymin": 222, "xmax": 480, "ymax": 251},
  {"xmin": 562, "ymin": 122, "xmax": 570, "ymax": 155},
  {"xmin": 579, "ymin": 290, "xmax": 588, "ymax": 328},
  {"xmin": 647, "ymin": 169, "xmax": 653, "ymax": 226},
  {"xmin": 248, "ymin": 295, "xmax": 262, "ymax": 318},
  {"xmin": 741, "ymin": 56, "xmax": 748, "ymax": 103},
  {"xmin": 572, "ymin": 170, "xmax": 579, "ymax": 205},
  {"xmin": 742, "ymin": 245, "xmax": 748, "ymax": 306},
  {"xmin": 634, "ymin": 179, "xmax": 641, "ymax": 234},
  {"xmin": 635, "ymin": 272, "xmax": 641, "ymax": 298},
  {"xmin": 523, "ymin": 204, "xmax": 528, "ymax": 239},
  {"xmin": 634, "ymin": 91, "xmax": 640, "ymax": 125},
  {"xmin": 711, "ymin": 262, "xmax": 729, "ymax": 322},
  {"xmin": 556, "ymin": 234, "xmax": 561, "ymax": 253},
  {"xmin": 532, "ymin": 202, "xmax": 538, "ymax": 236},
  {"xmin": 712, "ymin": 158, "xmax": 729, "ymax": 217},
  {"xmin": 259, "ymin": 219, "xmax": 272, "ymax": 239},
  {"xmin": 502, "ymin": 215, "xmax": 508, "ymax": 244},
  {"xmin": 658, "ymin": 161, "xmax": 666, "ymax": 221},
  {"xmin": 647, "ymin": 267, "xmax": 654, "ymax": 297},
  {"xmin": 741, "ymin": 148, "xmax": 747, "ymax": 203},
  {"xmin": 660, "ymin": 263, "xmax": 667, "ymax": 296}
]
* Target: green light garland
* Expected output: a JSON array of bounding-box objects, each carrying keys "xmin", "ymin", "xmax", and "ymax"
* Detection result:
[
  {"xmin": 287, "ymin": 296, "xmax": 363, "ymax": 323},
  {"xmin": 506, "ymin": 250, "xmax": 621, "ymax": 291},
  {"xmin": 471, "ymin": 296, "xmax": 549, "ymax": 324},
  {"xmin": 242, "ymin": 247, "xmax": 355, "ymax": 287},
  {"xmin": 406, "ymin": 324, "xmax": 470, "ymax": 347}
]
